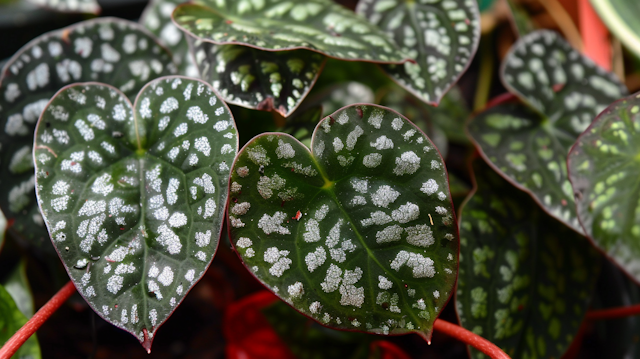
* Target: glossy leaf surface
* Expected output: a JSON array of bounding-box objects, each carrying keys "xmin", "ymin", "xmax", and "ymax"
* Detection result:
[
  {"xmin": 457, "ymin": 160, "xmax": 600, "ymax": 359},
  {"xmin": 0, "ymin": 284, "xmax": 41, "ymax": 359},
  {"xmin": 357, "ymin": 0, "xmax": 480, "ymax": 105},
  {"xmin": 172, "ymin": 0, "xmax": 407, "ymax": 63},
  {"xmin": 590, "ymin": 0, "xmax": 640, "ymax": 60},
  {"xmin": 0, "ymin": 18, "xmax": 175, "ymax": 246},
  {"xmin": 33, "ymin": 77, "xmax": 237, "ymax": 349},
  {"xmin": 140, "ymin": 0, "xmax": 199, "ymax": 77},
  {"xmin": 467, "ymin": 30, "xmax": 627, "ymax": 233},
  {"xmin": 229, "ymin": 104, "xmax": 458, "ymax": 339},
  {"xmin": 26, "ymin": 0, "xmax": 100, "ymax": 14},
  {"xmin": 189, "ymin": 38, "xmax": 325, "ymax": 117},
  {"xmin": 568, "ymin": 92, "xmax": 640, "ymax": 283}
]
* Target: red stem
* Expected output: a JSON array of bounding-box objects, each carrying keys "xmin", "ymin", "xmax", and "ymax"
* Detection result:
[
  {"xmin": 0, "ymin": 280, "xmax": 76, "ymax": 359},
  {"xmin": 586, "ymin": 304, "xmax": 640, "ymax": 320},
  {"xmin": 433, "ymin": 319, "xmax": 511, "ymax": 359}
]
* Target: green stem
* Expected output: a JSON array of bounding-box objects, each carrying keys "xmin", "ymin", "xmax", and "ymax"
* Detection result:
[{"xmin": 473, "ymin": 36, "xmax": 495, "ymax": 112}]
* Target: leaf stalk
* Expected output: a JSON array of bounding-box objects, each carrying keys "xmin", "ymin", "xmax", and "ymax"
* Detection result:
[{"xmin": 433, "ymin": 319, "xmax": 511, "ymax": 359}]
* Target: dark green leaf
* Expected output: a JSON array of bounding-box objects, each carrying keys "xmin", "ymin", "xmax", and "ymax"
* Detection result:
[
  {"xmin": 26, "ymin": 0, "xmax": 99, "ymax": 14},
  {"xmin": 568, "ymin": 91, "xmax": 640, "ymax": 283},
  {"xmin": 467, "ymin": 30, "xmax": 627, "ymax": 233},
  {"xmin": 0, "ymin": 18, "xmax": 176, "ymax": 246},
  {"xmin": 314, "ymin": 81, "xmax": 375, "ymax": 116},
  {"xmin": 172, "ymin": 0, "xmax": 407, "ymax": 63},
  {"xmin": 457, "ymin": 159, "xmax": 601, "ymax": 359},
  {"xmin": 590, "ymin": 0, "xmax": 640, "ymax": 60},
  {"xmin": 189, "ymin": 39, "xmax": 326, "ymax": 117},
  {"xmin": 357, "ymin": 0, "xmax": 480, "ymax": 105},
  {"xmin": 0, "ymin": 284, "xmax": 41, "ymax": 359},
  {"xmin": 229, "ymin": 104, "xmax": 458, "ymax": 340},
  {"xmin": 33, "ymin": 77, "xmax": 237, "ymax": 349},
  {"xmin": 278, "ymin": 105, "xmax": 323, "ymax": 148}
]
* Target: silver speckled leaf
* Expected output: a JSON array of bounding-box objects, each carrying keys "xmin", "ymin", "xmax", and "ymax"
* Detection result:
[
  {"xmin": 172, "ymin": 0, "xmax": 408, "ymax": 63},
  {"xmin": 189, "ymin": 37, "xmax": 326, "ymax": 117},
  {"xmin": 569, "ymin": 91, "xmax": 640, "ymax": 284},
  {"xmin": 357, "ymin": 0, "xmax": 480, "ymax": 105},
  {"xmin": 467, "ymin": 30, "xmax": 627, "ymax": 233},
  {"xmin": 228, "ymin": 104, "xmax": 458, "ymax": 340},
  {"xmin": 0, "ymin": 18, "xmax": 176, "ymax": 246},
  {"xmin": 26, "ymin": 0, "xmax": 100, "ymax": 14},
  {"xmin": 33, "ymin": 76, "xmax": 237, "ymax": 350},
  {"xmin": 457, "ymin": 159, "xmax": 600, "ymax": 359}
]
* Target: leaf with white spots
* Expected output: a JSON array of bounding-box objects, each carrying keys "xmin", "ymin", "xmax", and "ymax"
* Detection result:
[
  {"xmin": 0, "ymin": 18, "xmax": 176, "ymax": 247},
  {"xmin": 33, "ymin": 76, "xmax": 237, "ymax": 351},
  {"xmin": 140, "ymin": 0, "xmax": 200, "ymax": 77},
  {"xmin": 172, "ymin": 0, "xmax": 408, "ymax": 63},
  {"xmin": 26, "ymin": 0, "xmax": 100, "ymax": 14},
  {"xmin": 467, "ymin": 30, "xmax": 627, "ymax": 234},
  {"xmin": 568, "ymin": 91, "xmax": 640, "ymax": 284},
  {"xmin": 312, "ymin": 81, "xmax": 376, "ymax": 116},
  {"xmin": 229, "ymin": 104, "xmax": 458, "ymax": 340},
  {"xmin": 357, "ymin": 0, "xmax": 480, "ymax": 105},
  {"xmin": 189, "ymin": 38, "xmax": 326, "ymax": 117},
  {"xmin": 457, "ymin": 159, "xmax": 600, "ymax": 359}
]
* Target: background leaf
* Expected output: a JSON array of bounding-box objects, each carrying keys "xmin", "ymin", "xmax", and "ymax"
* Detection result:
[
  {"xmin": 228, "ymin": 104, "xmax": 458, "ymax": 340},
  {"xmin": 590, "ymin": 0, "xmax": 640, "ymax": 60},
  {"xmin": 26, "ymin": 0, "xmax": 100, "ymax": 14},
  {"xmin": 0, "ymin": 18, "xmax": 175, "ymax": 248},
  {"xmin": 568, "ymin": 91, "xmax": 640, "ymax": 283},
  {"xmin": 172, "ymin": 0, "xmax": 407, "ymax": 63},
  {"xmin": 357, "ymin": 0, "xmax": 480, "ymax": 105},
  {"xmin": 467, "ymin": 30, "xmax": 627, "ymax": 234},
  {"xmin": 3, "ymin": 259, "xmax": 34, "ymax": 318},
  {"xmin": 0, "ymin": 283, "xmax": 41, "ymax": 359},
  {"xmin": 33, "ymin": 77, "xmax": 237, "ymax": 349},
  {"xmin": 457, "ymin": 159, "xmax": 601, "ymax": 359}
]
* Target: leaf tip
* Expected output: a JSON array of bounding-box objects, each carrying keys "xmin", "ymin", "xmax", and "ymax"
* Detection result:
[{"xmin": 141, "ymin": 328, "xmax": 153, "ymax": 354}]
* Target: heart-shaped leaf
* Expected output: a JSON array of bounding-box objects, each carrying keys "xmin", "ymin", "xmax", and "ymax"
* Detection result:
[
  {"xmin": 189, "ymin": 38, "xmax": 326, "ymax": 117},
  {"xmin": 457, "ymin": 159, "xmax": 600, "ymax": 359},
  {"xmin": 228, "ymin": 104, "xmax": 459, "ymax": 340},
  {"xmin": 140, "ymin": 0, "xmax": 200, "ymax": 77},
  {"xmin": 568, "ymin": 92, "xmax": 640, "ymax": 283},
  {"xmin": 0, "ymin": 284, "xmax": 41, "ymax": 359},
  {"xmin": 26, "ymin": 0, "xmax": 100, "ymax": 14},
  {"xmin": 467, "ymin": 30, "xmax": 627, "ymax": 233},
  {"xmin": 0, "ymin": 18, "xmax": 176, "ymax": 246},
  {"xmin": 590, "ymin": 0, "xmax": 640, "ymax": 60},
  {"xmin": 33, "ymin": 76, "xmax": 238, "ymax": 350},
  {"xmin": 356, "ymin": 0, "xmax": 480, "ymax": 105},
  {"xmin": 172, "ymin": 0, "xmax": 408, "ymax": 64}
]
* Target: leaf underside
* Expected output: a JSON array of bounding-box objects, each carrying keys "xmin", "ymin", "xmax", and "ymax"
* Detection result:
[
  {"xmin": 140, "ymin": 0, "xmax": 200, "ymax": 77},
  {"xmin": 0, "ymin": 18, "xmax": 175, "ymax": 246},
  {"xmin": 357, "ymin": 0, "xmax": 480, "ymax": 105},
  {"xmin": 568, "ymin": 92, "xmax": 640, "ymax": 284},
  {"xmin": 228, "ymin": 104, "xmax": 458, "ymax": 339},
  {"xmin": 457, "ymin": 159, "xmax": 600, "ymax": 359},
  {"xmin": 590, "ymin": 0, "xmax": 640, "ymax": 60},
  {"xmin": 189, "ymin": 38, "xmax": 326, "ymax": 117},
  {"xmin": 172, "ymin": 0, "xmax": 407, "ymax": 63},
  {"xmin": 0, "ymin": 284, "xmax": 41, "ymax": 359},
  {"xmin": 26, "ymin": 0, "xmax": 100, "ymax": 14},
  {"xmin": 467, "ymin": 30, "xmax": 627, "ymax": 234},
  {"xmin": 33, "ymin": 77, "xmax": 237, "ymax": 348}
]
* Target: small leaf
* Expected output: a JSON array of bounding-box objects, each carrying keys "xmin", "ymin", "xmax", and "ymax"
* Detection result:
[
  {"xmin": 26, "ymin": 0, "xmax": 100, "ymax": 14},
  {"xmin": 189, "ymin": 38, "xmax": 326, "ymax": 117},
  {"xmin": 140, "ymin": 0, "xmax": 200, "ymax": 77},
  {"xmin": 312, "ymin": 81, "xmax": 375, "ymax": 116},
  {"xmin": 0, "ymin": 18, "xmax": 175, "ymax": 245},
  {"xmin": 172, "ymin": 0, "xmax": 408, "ymax": 63},
  {"xmin": 457, "ymin": 159, "xmax": 600, "ymax": 359},
  {"xmin": 357, "ymin": 0, "xmax": 480, "ymax": 105},
  {"xmin": 467, "ymin": 30, "xmax": 627, "ymax": 233},
  {"xmin": 3, "ymin": 259, "xmax": 34, "ymax": 318},
  {"xmin": 568, "ymin": 91, "xmax": 640, "ymax": 283},
  {"xmin": 33, "ymin": 76, "xmax": 238, "ymax": 349},
  {"xmin": 229, "ymin": 104, "xmax": 458, "ymax": 340},
  {"xmin": 590, "ymin": 0, "xmax": 640, "ymax": 61},
  {"xmin": 0, "ymin": 284, "xmax": 41, "ymax": 359},
  {"xmin": 506, "ymin": 0, "xmax": 535, "ymax": 37}
]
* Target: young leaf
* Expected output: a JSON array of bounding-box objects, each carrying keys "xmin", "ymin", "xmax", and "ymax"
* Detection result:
[
  {"xmin": 0, "ymin": 18, "xmax": 175, "ymax": 245},
  {"xmin": 0, "ymin": 284, "xmax": 41, "ymax": 359},
  {"xmin": 356, "ymin": 0, "xmax": 480, "ymax": 105},
  {"xmin": 467, "ymin": 30, "xmax": 627, "ymax": 234},
  {"xmin": 505, "ymin": 0, "xmax": 534, "ymax": 37},
  {"xmin": 172, "ymin": 0, "xmax": 408, "ymax": 63},
  {"xmin": 26, "ymin": 0, "xmax": 100, "ymax": 14},
  {"xmin": 140, "ymin": 0, "xmax": 200, "ymax": 77},
  {"xmin": 3, "ymin": 259, "xmax": 35, "ymax": 318},
  {"xmin": 228, "ymin": 104, "xmax": 459, "ymax": 340},
  {"xmin": 189, "ymin": 38, "xmax": 326, "ymax": 117},
  {"xmin": 457, "ymin": 159, "xmax": 601, "ymax": 359},
  {"xmin": 568, "ymin": 92, "xmax": 640, "ymax": 283},
  {"xmin": 33, "ymin": 76, "xmax": 238, "ymax": 350},
  {"xmin": 590, "ymin": 0, "xmax": 640, "ymax": 60}
]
